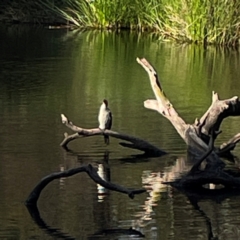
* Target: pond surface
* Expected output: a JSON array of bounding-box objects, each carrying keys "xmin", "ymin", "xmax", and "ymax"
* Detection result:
[{"xmin": 0, "ymin": 25, "xmax": 240, "ymax": 240}]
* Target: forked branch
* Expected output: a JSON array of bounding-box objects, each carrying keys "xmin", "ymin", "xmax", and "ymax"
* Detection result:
[
  {"xmin": 193, "ymin": 92, "xmax": 240, "ymax": 154},
  {"xmin": 136, "ymin": 57, "xmax": 189, "ymax": 141},
  {"xmin": 196, "ymin": 92, "xmax": 240, "ymax": 141},
  {"xmin": 137, "ymin": 57, "xmax": 240, "ymax": 156}
]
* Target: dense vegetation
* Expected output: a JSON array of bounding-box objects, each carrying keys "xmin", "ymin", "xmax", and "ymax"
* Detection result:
[
  {"xmin": 1, "ymin": 0, "xmax": 240, "ymax": 45},
  {"xmin": 0, "ymin": 0, "xmax": 63, "ymax": 24}
]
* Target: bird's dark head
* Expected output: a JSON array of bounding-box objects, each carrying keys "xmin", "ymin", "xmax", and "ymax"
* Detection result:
[{"xmin": 103, "ymin": 99, "xmax": 108, "ymax": 107}]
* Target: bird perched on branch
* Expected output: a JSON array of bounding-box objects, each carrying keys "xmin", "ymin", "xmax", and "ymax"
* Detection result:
[{"xmin": 98, "ymin": 99, "xmax": 112, "ymax": 145}]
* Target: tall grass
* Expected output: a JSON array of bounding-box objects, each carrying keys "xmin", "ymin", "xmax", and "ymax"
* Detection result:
[
  {"xmin": 49, "ymin": 0, "xmax": 126, "ymax": 28},
  {"xmin": 36, "ymin": 0, "xmax": 240, "ymax": 45},
  {"xmin": 132, "ymin": 0, "xmax": 240, "ymax": 45}
]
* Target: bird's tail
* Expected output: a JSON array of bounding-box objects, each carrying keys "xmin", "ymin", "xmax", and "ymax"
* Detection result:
[{"xmin": 104, "ymin": 135, "xmax": 109, "ymax": 145}]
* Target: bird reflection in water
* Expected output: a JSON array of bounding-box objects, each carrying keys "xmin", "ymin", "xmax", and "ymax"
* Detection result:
[
  {"xmin": 59, "ymin": 165, "xmax": 66, "ymax": 189},
  {"xmin": 96, "ymin": 152, "xmax": 111, "ymax": 202},
  {"xmin": 97, "ymin": 163, "xmax": 107, "ymax": 202}
]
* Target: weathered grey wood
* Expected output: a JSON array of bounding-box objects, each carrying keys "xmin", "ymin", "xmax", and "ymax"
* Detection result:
[
  {"xmin": 137, "ymin": 57, "xmax": 240, "ymax": 189},
  {"xmin": 137, "ymin": 57, "xmax": 189, "ymax": 141},
  {"xmin": 60, "ymin": 114, "xmax": 166, "ymax": 156},
  {"xmin": 58, "ymin": 58, "xmax": 240, "ymax": 189},
  {"xmin": 137, "ymin": 57, "xmax": 240, "ymax": 157},
  {"xmin": 196, "ymin": 92, "xmax": 240, "ymax": 143},
  {"xmin": 217, "ymin": 133, "xmax": 240, "ymax": 156}
]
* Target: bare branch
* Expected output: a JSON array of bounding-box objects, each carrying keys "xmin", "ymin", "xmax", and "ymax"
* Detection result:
[
  {"xmin": 137, "ymin": 57, "xmax": 189, "ymax": 141},
  {"xmin": 137, "ymin": 57, "xmax": 240, "ymax": 191},
  {"xmin": 61, "ymin": 114, "xmax": 100, "ymax": 134},
  {"xmin": 60, "ymin": 114, "xmax": 165, "ymax": 156},
  {"xmin": 197, "ymin": 93, "xmax": 240, "ymax": 138},
  {"xmin": 25, "ymin": 164, "xmax": 146, "ymax": 206},
  {"xmin": 144, "ymin": 99, "xmax": 159, "ymax": 112},
  {"xmin": 217, "ymin": 133, "xmax": 240, "ymax": 156},
  {"xmin": 136, "ymin": 57, "xmax": 174, "ymax": 117}
]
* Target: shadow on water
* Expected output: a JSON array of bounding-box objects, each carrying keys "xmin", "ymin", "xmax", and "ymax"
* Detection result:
[
  {"xmin": 26, "ymin": 204, "xmax": 75, "ymax": 240},
  {"xmin": 25, "ymin": 151, "xmax": 146, "ymax": 239},
  {"xmin": 25, "ymin": 148, "xmax": 240, "ymax": 240},
  {"xmin": 26, "ymin": 204, "xmax": 145, "ymax": 240},
  {"xmin": 179, "ymin": 187, "xmax": 240, "ymax": 240}
]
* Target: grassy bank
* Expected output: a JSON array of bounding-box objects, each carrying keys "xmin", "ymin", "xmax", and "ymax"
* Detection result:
[
  {"xmin": 50, "ymin": 0, "xmax": 240, "ymax": 46},
  {"xmin": 0, "ymin": 0, "xmax": 239, "ymax": 45}
]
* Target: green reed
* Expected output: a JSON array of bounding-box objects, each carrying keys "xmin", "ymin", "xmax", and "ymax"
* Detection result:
[
  {"xmin": 50, "ymin": 0, "xmax": 126, "ymax": 28},
  {"xmin": 42, "ymin": 0, "xmax": 240, "ymax": 45}
]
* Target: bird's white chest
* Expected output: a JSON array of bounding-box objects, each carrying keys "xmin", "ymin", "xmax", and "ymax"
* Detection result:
[{"xmin": 98, "ymin": 105, "xmax": 110, "ymax": 129}]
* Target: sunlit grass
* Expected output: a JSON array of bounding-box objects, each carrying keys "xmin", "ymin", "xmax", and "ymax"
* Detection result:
[
  {"xmin": 3, "ymin": 0, "xmax": 240, "ymax": 45},
  {"xmin": 48, "ymin": 0, "xmax": 239, "ymax": 45}
]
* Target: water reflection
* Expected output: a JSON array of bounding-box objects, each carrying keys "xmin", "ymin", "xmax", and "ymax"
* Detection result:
[
  {"xmin": 10, "ymin": 143, "xmax": 240, "ymax": 240},
  {"xmin": 26, "ymin": 151, "xmax": 146, "ymax": 239},
  {"xmin": 1, "ymin": 25, "xmax": 240, "ymax": 239},
  {"xmin": 27, "ymin": 201, "xmax": 145, "ymax": 240},
  {"xmin": 26, "ymin": 204, "xmax": 75, "ymax": 240},
  {"xmin": 96, "ymin": 152, "xmax": 111, "ymax": 202},
  {"xmin": 88, "ymin": 228, "xmax": 145, "ymax": 239},
  {"xmin": 130, "ymin": 153, "xmax": 240, "ymax": 240}
]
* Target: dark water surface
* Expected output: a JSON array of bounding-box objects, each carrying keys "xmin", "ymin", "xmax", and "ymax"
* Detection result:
[{"xmin": 1, "ymin": 25, "xmax": 240, "ymax": 240}]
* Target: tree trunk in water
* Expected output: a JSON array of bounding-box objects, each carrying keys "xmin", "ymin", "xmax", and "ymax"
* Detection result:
[
  {"xmin": 136, "ymin": 57, "xmax": 240, "ymax": 189},
  {"xmin": 59, "ymin": 57, "xmax": 240, "ymax": 189}
]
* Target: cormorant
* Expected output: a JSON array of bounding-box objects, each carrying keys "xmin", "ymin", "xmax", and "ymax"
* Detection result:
[{"xmin": 98, "ymin": 99, "xmax": 112, "ymax": 145}]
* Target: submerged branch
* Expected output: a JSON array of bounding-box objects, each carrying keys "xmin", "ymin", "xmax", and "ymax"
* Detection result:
[
  {"xmin": 25, "ymin": 164, "xmax": 146, "ymax": 206},
  {"xmin": 60, "ymin": 114, "xmax": 165, "ymax": 156},
  {"xmin": 169, "ymin": 170, "xmax": 240, "ymax": 189}
]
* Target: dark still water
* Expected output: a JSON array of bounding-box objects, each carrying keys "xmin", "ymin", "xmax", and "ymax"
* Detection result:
[{"xmin": 0, "ymin": 25, "xmax": 240, "ymax": 240}]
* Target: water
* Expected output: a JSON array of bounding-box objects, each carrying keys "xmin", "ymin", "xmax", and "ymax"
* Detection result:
[{"xmin": 0, "ymin": 25, "xmax": 240, "ymax": 240}]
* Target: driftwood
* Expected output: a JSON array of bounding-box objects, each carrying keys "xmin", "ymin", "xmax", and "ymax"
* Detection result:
[
  {"xmin": 136, "ymin": 57, "xmax": 240, "ymax": 153},
  {"xmin": 136, "ymin": 57, "xmax": 240, "ymax": 189},
  {"xmin": 60, "ymin": 114, "xmax": 166, "ymax": 156},
  {"xmin": 25, "ymin": 164, "xmax": 146, "ymax": 206},
  {"xmin": 25, "ymin": 58, "xmax": 240, "ymax": 239},
  {"xmin": 58, "ymin": 57, "xmax": 240, "ymax": 189},
  {"xmin": 60, "ymin": 58, "xmax": 240, "ymax": 158}
]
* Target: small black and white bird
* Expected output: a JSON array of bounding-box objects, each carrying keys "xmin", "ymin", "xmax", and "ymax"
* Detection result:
[{"xmin": 98, "ymin": 99, "xmax": 112, "ymax": 145}]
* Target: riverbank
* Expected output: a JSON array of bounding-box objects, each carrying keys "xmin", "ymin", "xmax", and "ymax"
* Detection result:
[{"xmin": 0, "ymin": 0, "xmax": 239, "ymax": 46}]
